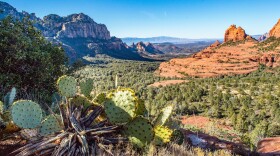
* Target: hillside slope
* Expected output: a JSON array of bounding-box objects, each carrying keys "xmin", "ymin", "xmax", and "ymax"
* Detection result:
[{"xmin": 157, "ymin": 21, "xmax": 280, "ymax": 78}]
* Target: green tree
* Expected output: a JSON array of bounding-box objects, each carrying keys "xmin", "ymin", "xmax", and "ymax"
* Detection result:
[{"xmin": 0, "ymin": 16, "xmax": 67, "ymax": 92}]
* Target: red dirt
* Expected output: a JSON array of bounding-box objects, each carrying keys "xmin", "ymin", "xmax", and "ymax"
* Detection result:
[
  {"xmin": 257, "ymin": 137, "xmax": 280, "ymax": 155},
  {"xmin": 181, "ymin": 116, "xmax": 233, "ymax": 131},
  {"xmin": 148, "ymin": 80, "xmax": 188, "ymax": 87}
]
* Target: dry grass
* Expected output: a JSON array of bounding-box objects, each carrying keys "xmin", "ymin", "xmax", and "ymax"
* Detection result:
[{"xmin": 96, "ymin": 142, "xmax": 234, "ymax": 156}]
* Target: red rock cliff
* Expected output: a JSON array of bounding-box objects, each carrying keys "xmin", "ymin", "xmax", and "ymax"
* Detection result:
[{"xmin": 224, "ymin": 25, "xmax": 247, "ymax": 42}]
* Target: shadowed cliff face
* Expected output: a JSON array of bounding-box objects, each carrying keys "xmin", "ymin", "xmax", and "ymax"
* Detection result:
[{"xmin": 0, "ymin": 1, "xmax": 146, "ymax": 63}]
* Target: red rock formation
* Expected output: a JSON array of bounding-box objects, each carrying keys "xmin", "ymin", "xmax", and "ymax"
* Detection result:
[
  {"xmin": 157, "ymin": 22, "xmax": 280, "ymax": 78},
  {"xmin": 269, "ymin": 19, "xmax": 280, "ymax": 38},
  {"xmin": 246, "ymin": 35, "xmax": 257, "ymax": 42},
  {"xmin": 210, "ymin": 40, "xmax": 221, "ymax": 47},
  {"xmin": 224, "ymin": 25, "xmax": 247, "ymax": 42}
]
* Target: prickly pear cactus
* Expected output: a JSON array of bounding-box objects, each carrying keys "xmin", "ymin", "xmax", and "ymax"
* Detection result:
[
  {"xmin": 124, "ymin": 116, "xmax": 154, "ymax": 147},
  {"xmin": 171, "ymin": 129, "xmax": 184, "ymax": 145},
  {"xmin": 104, "ymin": 88, "xmax": 137, "ymax": 124},
  {"xmin": 154, "ymin": 126, "xmax": 173, "ymax": 146},
  {"xmin": 154, "ymin": 105, "xmax": 173, "ymax": 126},
  {"xmin": 11, "ymin": 100, "xmax": 43, "ymax": 129},
  {"xmin": 51, "ymin": 92, "xmax": 63, "ymax": 113},
  {"xmin": 0, "ymin": 101, "xmax": 3, "ymax": 114},
  {"xmin": 3, "ymin": 87, "xmax": 16, "ymax": 110},
  {"xmin": 70, "ymin": 95, "xmax": 93, "ymax": 109},
  {"xmin": 39, "ymin": 114, "xmax": 62, "ymax": 136},
  {"xmin": 128, "ymin": 136, "xmax": 145, "ymax": 148},
  {"xmin": 93, "ymin": 92, "xmax": 106, "ymax": 105},
  {"xmin": 57, "ymin": 76, "xmax": 77, "ymax": 97},
  {"xmin": 135, "ymin": 99, "xmax": 147, "ymax": 116},
  {"xmin": 80, "ymin": 79, "xmax": 93, "ymax": 98}
]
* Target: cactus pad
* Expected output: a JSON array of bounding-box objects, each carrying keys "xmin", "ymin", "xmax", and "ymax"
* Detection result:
[
  {"xmin": 135, "ymin": 99, "xmax": 147, "ymax": 116},
  {"xmin": 93, "ymin": 93, "xmax": 106, "ymax": 105},
  {"xmin": 104, "ymin": 88, "xmax": 137, "ymax": 124},
  {"xmin": 39, "ymin": 114, "xmax": 62, "ymax": 136},
  {"xmin": 3, "ymin": 87, "xmax": 16, "ymax": 110},
  {"xmin": 124, "ymin": 116, "xmax": 154, "ymax": 147},
  {"xmin": 154, "ymin": 126, "xmax": 173, "ymax": 145},
  {"xmin": 11, "ymin": 100, "xmax": 43, "ymax": 129},
  {"xmin": 0, "ymin": 101, "xmax": 3, "ymax": 114},
  {"xmin": 128, "ymin": 136, "xmax": 145, "ymax": 148},
  {"xmin": 70, "ymin": 95, "xmax": 93, "ymax": 110},
  {"xmin": 80, "ymin": 79, "xmax": 93, "ymax": 98},
  {"xmin": 154, "ymin": 105, "xmax": 173, "ymax": 126},
  {"xmin": 57, "ymin": 76, "xmax": 77, "ymax": 97}
]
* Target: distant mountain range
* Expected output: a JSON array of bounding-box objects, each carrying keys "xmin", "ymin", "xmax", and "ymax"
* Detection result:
[{"xmin": 122, "ymin": 36, "xmax": 222, "ymax": 45}]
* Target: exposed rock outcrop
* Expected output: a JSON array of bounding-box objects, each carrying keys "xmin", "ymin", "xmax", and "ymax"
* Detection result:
[
  {"xmin": 132, "ymin": 42, "xmax": 163, "ymax": 55},
  {"xmin": 224, "ymin": 25, "xmax": 247, "ymax": 42},
  {"xmin": 210, "ymin": 40, "xmax": 220, "ymax": 47},
  {"xmin": 54, "ymin": 13, "xmax": 110, "ymax": 40},
  {"xmin": 269, "ymin": 19, "xmax": 280, "ymax": 38},
  {"xmin": 157, "ymin": 20, "xmax": 280, "ymax": 78},
  {"xmin": 258, "ymin": 33, "xmax": 269, "ymax": 41},
  {"xmin": 0, "ymin": 1, "xmax": 147, "ymax": 62}
]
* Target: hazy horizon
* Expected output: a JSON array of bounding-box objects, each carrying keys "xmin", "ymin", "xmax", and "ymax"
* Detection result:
[{"xmin": 1, "ymin": 0, "xmax": 280, "ymax": 38}]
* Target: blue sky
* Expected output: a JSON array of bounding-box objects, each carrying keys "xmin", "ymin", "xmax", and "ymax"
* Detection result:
[{"xmin": 2, "ymin": 0, "xmax": 280, "ymax": 38}]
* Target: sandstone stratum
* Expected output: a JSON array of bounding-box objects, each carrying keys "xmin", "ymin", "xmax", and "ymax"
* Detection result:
[{"xmin": 157, "ymin": 20, "xmax": 280, "ymax": 78}]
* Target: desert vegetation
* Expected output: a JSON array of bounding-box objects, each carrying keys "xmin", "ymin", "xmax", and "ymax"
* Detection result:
[{"xmin": 1, "ymin": 3, "xmax": 280, "ymax": 155}]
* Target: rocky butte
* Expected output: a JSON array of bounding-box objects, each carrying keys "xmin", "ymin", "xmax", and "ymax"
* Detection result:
[
  {"xmin": 132, "ymin": 42, "xmax": 163, "ymax": 55},
  {"xmin": 157, "ymin": 21, "xmax": 280, "ymax": 78},
  {"xmin": 224, "ymin": 25, "xmax": 247, "ymax": 42},
  {"xmin": 0, "ymin": 1, "xmax": 147, "ymax": 62}
]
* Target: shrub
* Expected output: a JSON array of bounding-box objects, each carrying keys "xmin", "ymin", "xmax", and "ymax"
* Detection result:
[{"xmin": 0, "ymin": 16, "xmax": 67, "ymax": 92}]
